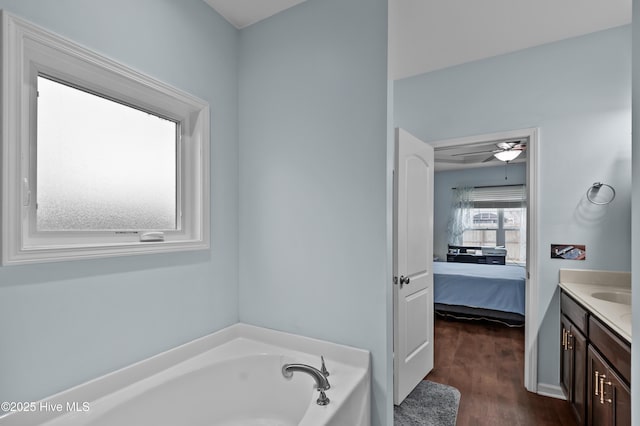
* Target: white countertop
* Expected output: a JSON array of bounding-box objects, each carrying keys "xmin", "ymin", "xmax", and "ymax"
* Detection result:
[{"xmin": 559, "ymin": 269, "xmax": 631, "ymax": 343}]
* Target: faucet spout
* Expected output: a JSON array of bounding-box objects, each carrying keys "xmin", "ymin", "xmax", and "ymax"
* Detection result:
[{"xmin": 282, "ymin": 363, "xmax": 331, "ymax": 391}]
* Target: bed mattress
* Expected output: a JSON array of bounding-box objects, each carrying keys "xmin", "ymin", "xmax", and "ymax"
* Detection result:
[{"xmin": 433, "ymin": 262, "xmax": 526, "ymax": 316}]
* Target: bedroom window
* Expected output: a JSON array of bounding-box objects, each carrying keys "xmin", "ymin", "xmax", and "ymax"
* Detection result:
[
  {"xmin": 2, "ymin": 13, "xmax": 210, "ymax": 264},
  {"xmin": 451, "ymin": 185, "xmax": 526, "ymax": 264},
  {"xmin": 462, "ymin": 207, "xmax": 526, "ymax": 262}
]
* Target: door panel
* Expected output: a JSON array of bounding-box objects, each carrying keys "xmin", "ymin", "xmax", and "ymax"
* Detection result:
[
  {"xmin": 405, "ymin": 157, "xmax": 430, "ymax": 275},
  {"xmin": 393, "ymin": 128, "xmax": 434, "ymax": 405},
  {"xmin": 405, "ymin": 287, "xmax": 429, "ymax": 358}
]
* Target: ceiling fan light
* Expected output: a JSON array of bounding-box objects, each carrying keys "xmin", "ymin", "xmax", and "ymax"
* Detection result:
[{"xmin": 494, "ymin": 150, "xmax": 522, "ymax": 162}]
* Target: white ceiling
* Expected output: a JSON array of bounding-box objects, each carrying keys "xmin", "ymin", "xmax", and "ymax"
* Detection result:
[
  {"xmin": 204, "ymin": 0, "xmax": 631, "ymax": 80},
  {"xmin": 204, "ymin": 0, "xmax": 306, "ymax": 29},
  {"xmin": 388, "ymin": 0, "xmax": 631, "ymax": 80}
]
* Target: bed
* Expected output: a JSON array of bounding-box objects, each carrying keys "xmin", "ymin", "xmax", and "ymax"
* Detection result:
[{"xmin": 433, "ymin": 261, "xmax": 526, "ymax": 326}]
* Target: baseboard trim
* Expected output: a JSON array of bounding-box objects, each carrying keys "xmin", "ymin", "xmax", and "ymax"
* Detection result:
[{"xmin": 537, "ymin": 383, "xmax": 566, "ymax": 400}]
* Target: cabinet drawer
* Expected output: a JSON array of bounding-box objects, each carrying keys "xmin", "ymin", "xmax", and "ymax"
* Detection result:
[
  {"xmin": 485, "ymin": 255, "xmax": 505, "ymax": 265},
  {"xmin": 589, "ymin": 316, "xmax": 631, "ymax": 385},
  {"xmin": 561, "ymin": 291, "xmax": 588, "ymax": 335}
]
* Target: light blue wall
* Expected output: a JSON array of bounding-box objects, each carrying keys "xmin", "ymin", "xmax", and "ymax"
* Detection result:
[
  {"xmin": 0, "ymin": 0, "xmax": 240, "ymax": 403},
  {"xmin": 433, "ymin": 164, "xmax": 526, "ymax": 260},
  {"xmin": 395, "ymin": 26, "xmax": 631, "ymax": 388},
  {"xmin": 631, "ymin": 0, "xmax": 639, "ymax": 420},
  {"xmin": 237, "ymin": 0, "xmax": 391, "ymax": 424}
]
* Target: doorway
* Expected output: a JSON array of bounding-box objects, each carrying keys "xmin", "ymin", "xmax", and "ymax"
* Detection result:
[{"xmin": 425, "ymin": 127, "xmax": 539, "ymax": 392}]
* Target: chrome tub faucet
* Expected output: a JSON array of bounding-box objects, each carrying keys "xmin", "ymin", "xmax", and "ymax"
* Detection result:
[{"xmin": 282, "ymin": 356, "xmax": 331, "ymax": 405}]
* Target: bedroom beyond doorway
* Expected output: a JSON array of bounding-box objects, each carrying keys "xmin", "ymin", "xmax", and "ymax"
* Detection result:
[{"xmin": 428, "ymin": 127, "xmax": 539, "ymax": 393}]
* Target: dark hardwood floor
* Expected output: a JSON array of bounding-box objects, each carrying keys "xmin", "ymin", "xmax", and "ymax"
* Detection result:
[{"xmin": 426, "ymin": 317, "xmax": 577, "ymax": 426}]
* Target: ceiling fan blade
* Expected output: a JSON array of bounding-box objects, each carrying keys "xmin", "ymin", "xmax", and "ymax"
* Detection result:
[
  {"xmin": 496, "ymin": 142, "xmax": 514, "ymax": 150},
  {"xmin": 451, "ymin": 149, "xmax": 497, "ymax": 157},
  {"xmin": 496, "ymin": 141, "xmax": 527, "ymax": 151},
  {"xmin": 481, "ymin": 154, "xmax": 496, "ymax": 163},
  {"xmin": 435, "ymin": 158, "xmax": 468, "ymax": 164}
]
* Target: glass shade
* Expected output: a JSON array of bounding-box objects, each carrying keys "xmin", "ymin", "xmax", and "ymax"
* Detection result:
[{"xmin": 494, "ymin": 149, "xmax": 522, "ymax": 162}]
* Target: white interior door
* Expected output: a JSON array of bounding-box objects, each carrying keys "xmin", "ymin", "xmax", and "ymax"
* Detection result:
[{"xmin": 393, "ymin": 128, "xmax": 434, "ymax": 405}]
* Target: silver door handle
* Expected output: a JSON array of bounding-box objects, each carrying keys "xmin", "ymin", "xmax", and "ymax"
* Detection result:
[{"xmin": 399, "ymin": 276, "xmax": 410, "ymax": 285}]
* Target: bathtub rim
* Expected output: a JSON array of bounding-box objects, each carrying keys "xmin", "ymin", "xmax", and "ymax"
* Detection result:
[{"xmin": 0, "ymin": 323, "xmax": 370, "ymax": 426}]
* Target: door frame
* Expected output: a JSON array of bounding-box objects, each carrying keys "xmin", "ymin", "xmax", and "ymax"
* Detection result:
[{"xmin": 426, "ymin": 127, "xmax": 539, "ymax": 392}]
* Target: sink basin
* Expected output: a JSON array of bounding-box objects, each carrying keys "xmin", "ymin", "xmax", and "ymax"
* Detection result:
[{"xmin": 591, "ymin": 291, "xmax": 631, "ymax": 305}]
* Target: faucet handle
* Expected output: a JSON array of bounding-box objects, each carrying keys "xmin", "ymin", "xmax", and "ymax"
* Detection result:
[{"xmin": 321, "ymin": 355, "xmax": 330, "ymax": 377}]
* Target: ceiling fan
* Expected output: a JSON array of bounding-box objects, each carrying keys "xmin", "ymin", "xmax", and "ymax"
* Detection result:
[
  {"xmin": 491, "ymin": 141, "xmax": 527, "ymax": 162},
  {"xmin": 447, "ymin": 140, "xmax": 527, "ymax": 163}
]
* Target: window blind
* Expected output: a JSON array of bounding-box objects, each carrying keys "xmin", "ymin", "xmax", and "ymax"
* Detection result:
[{"xmin": 469, "ymin": 185, "xmax": 526, "ymax": 208}]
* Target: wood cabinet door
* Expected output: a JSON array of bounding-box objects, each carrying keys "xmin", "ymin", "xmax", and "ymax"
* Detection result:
[
  {"xmin": 608, "ymin": 368, "xmax": 630, "ymax": 426},
  {"xmin": 571, "ymin": 324, "xmax": 587, "ymax": 425},
  {"xmin": 588, "ymin": 346, "xmax": 612, "ymax": 426},
  {"xmin": 560, "ymin": 315, "xmax": 573, "ymax": 401},
  {"xmin": 587, "ymin": 345, "xmax": 631, "ymax": 426}
]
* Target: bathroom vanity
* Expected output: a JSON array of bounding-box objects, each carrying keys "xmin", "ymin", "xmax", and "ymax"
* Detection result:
[{"xmin": 558, "ymin": 269, "xmax": 631, "ymax": 426}]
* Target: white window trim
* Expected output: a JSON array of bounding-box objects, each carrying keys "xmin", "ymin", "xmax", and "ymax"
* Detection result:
[{"xmin": 2, "ymin": 12, "xmax": 210, "ymax": 265}]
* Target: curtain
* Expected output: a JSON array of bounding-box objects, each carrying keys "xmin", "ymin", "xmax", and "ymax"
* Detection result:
[
  {"xmin": 512, "ymin": 202, "xmax": 527, "ymax": 264},
  {"xmin": 447, "ymin": 186, "xmax": 473, "ymax": 245}
]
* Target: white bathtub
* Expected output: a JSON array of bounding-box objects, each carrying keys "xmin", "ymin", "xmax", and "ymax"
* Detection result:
[{"xmin": 1, "ymin": 324, "xmax": 370, "ymax": 426}]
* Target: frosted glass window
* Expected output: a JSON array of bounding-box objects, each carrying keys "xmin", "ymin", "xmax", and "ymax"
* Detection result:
[
  {"xmin": 3, "ymin": 14, "xmax": 209, "ymax": 264},
  {"xmin": 36, "ymin": 76, "xmax": 177, "ymax": 231}
]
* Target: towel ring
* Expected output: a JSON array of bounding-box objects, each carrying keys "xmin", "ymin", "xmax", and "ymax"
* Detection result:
[{"xmin": 586, "ymin": 182, "xmax": 615, "ymax": 205}]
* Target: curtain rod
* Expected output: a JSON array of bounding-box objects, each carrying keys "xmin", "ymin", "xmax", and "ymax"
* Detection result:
[{"xmin": 451, "ymin": 184, "xmax": 524, "ymax": 190}]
